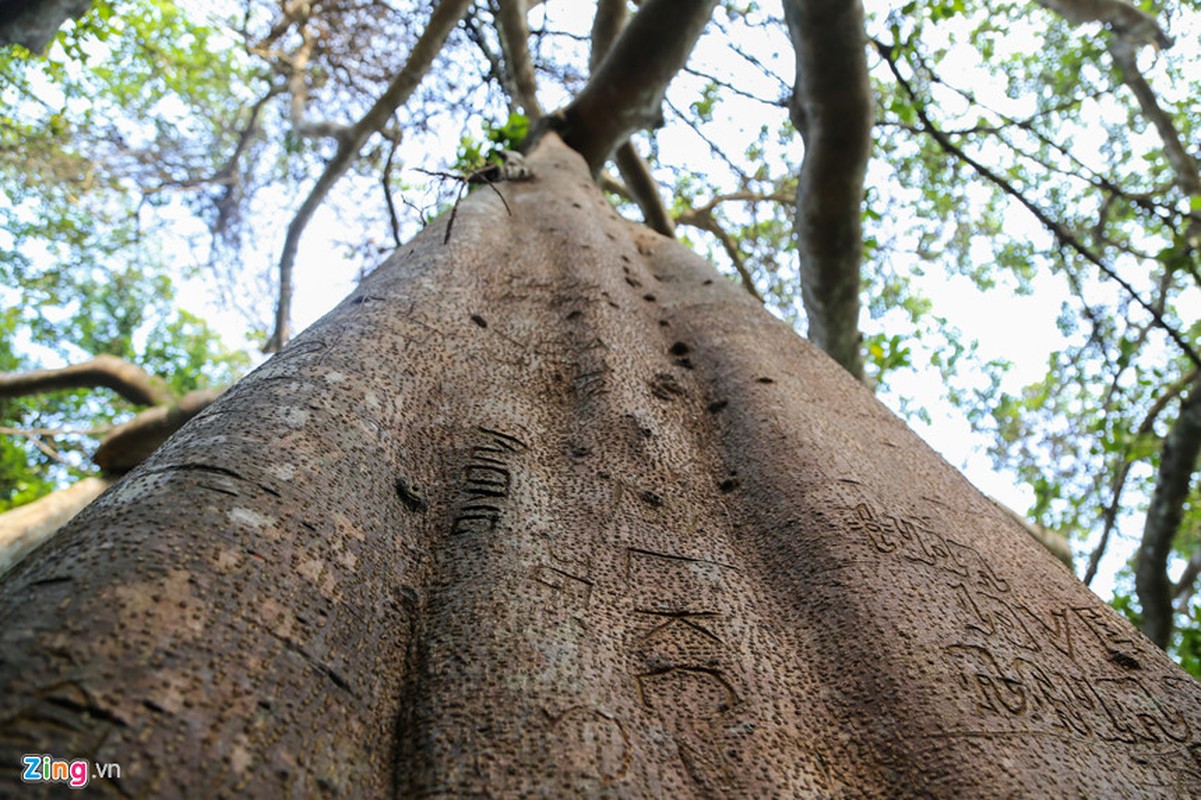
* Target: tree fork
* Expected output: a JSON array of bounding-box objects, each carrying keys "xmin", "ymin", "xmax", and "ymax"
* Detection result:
[
  {"xmin": 535, "ymin": 0, "xmax": 719, "ymax": 173},
  {"xmin": 1, "ymin": 135, "xmax": 1199, "ymax": 796}
]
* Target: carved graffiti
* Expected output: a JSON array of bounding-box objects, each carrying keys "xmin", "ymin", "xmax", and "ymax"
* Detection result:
[
  {"xmin": 449, "ymin": 427, "xmax": 526, "ymax": 536},
  {"xmin": 622, "ymin": 543, "xmax": 749, "ymax": 794},
  {"xmin": 846, "ymin": 502, "xmax": 1008, "ymax": 593},
  {"xmin": 948, "ymin": 642, "xmax": 1192, "ymax": 745}
]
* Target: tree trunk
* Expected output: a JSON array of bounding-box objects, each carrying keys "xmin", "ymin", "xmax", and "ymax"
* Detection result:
[{"xmin": 1, "ymin": 134, "xmax": 1199, "ymax": 797}]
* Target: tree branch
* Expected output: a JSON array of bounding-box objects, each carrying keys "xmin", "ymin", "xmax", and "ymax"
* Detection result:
[
  {"xmin": 0, "ymin": 476, "xmax": 112, "ymax": 577},
  {"xmin": 1174, "ymin": 542, "xmax": 1201, "ymax": 604},
  {"xmin": 495, "ymin": 0, "xmax": 541, "ymax": 119},
  {"xmin": 285, "ymin": 21, "xmax": 353, "ymax": 141},
  {"xmin": 265, "ymin": 0, "xmax": 473, "ymax": 352},
  {"xmin": 1083, "ymin": 367, "xmax": 1197, "ymax": 585},
  {"xmin": 875, "ymin": 39, "xmax": 1201, "ymax": 369},
  {"xmin": 588, "ymin": 0, "xmax": 626, "ymax": 70},
  {"xmin": 613, "ymin": 143, "xmax": 675, "ymax": 237},
  {"xmin": 585, "ymin": 0, "xmax": 675, "ymax": 237},
  {"xmin": 0, "ymin": 355, "xmax": 170, "ymax": 407},
  {"xmin": 1038, "ymin": 1, "xmax": 1201, "ymax": 242},
  {"xmin": 783, "ymin": 0, "xmax": 873, "ymax": 381},
  {"xmin": 464, "ymin": 9, "xmax": 520, "ymax": 116},
  {"xmin": 0, "ymin": 0, "xmax": 91, "ymax": 51},
  {"xmin": 537, "ymin": 0, "xmax": 719, "ymax": 172},
  {"xmin": 1032, "ymin": 0, "xmax": 1172, "ymax": 50},
  {"xmin": 1136, "ymin": 376, "xmax": 1201, "ymax": 648},
  {"xmin": 676, "ymin": 207, "xmax": 763, "ymax": 302},
  {"xmin": 93, "ymin": 388, "xmax": 225, "ymax": 472}
]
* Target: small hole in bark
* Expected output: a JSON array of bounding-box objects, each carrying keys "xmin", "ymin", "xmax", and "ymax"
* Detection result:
[
  {"xmin": 669, "ymin": 342, "xmax": 690, "ymax": 356},
  {"xmin": 572, "ymin": 202, "xmax": 582, "ymax": 208},
  {"xmin": 1109, "ymin": 650, "xmax": 1141, "ymax": 670},
  {"xmin": 643, "ymin": 294, "xmax": 656, "ymax": 302},
  {"xmin": 659, "ymin": 319, "xmax": 670, "ymax": 327},
  {"xmin": 756, "ymin": 377, "xmax": 775, "ymax": 384},
  {"xmin": 609, "ymin": 301, "xmax": 620, "ymax": 309},
  {"xmin": 566, "ymin": 310, "xmax": 583, "ymax": 320},
  {"xmin": 571, "ymin": 445, "xmax": 591, "ymax": 457},
  {"xmin": 719, "ymin": 478, "xmax": 739, "ymax": 493},
  {"xmin": 395, "ymin": 479, "xmax": 429, "ymax": 512},
  {"xmin": 703, "ymin": 279, "xmax": 714, "ymax": 285},
  {"xmin": 625, "ymin": 276, "xmax": 642, "ymax": 288},
  {"xmin": 708, "ymin": 400, "xmax": 728, "ymax": 413},
  {"xmin": 675, "ymin": 358, "xmax": 694, "ymax": 370},
  {"xmin": 470, "ymin": 315, "xmax": 487, "ymax": 328},
  {"xmin": 640, "ymin": 491, "xmax": 664, "ymax": 507}
]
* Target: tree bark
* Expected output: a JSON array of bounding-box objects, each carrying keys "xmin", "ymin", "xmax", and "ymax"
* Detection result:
[{"xmin": 1, "ymin": 134, "xmax": 1200, "ymax": 796}]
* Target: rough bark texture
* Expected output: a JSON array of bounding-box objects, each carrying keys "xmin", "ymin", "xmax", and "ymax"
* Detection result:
[{"xmin": 1, "ymin": 134, "xmax": 1200, "ymax": 797}]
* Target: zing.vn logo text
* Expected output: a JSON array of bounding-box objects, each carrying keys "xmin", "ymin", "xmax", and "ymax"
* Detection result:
[{"xmin": 21, "ymin": 754, "xmax": 121, "ymax": 789}]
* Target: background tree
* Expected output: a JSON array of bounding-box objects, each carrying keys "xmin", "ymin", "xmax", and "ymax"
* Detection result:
[{"xmin": 1, "ymin": 0, "xmax": 1201, "ymax": 766}]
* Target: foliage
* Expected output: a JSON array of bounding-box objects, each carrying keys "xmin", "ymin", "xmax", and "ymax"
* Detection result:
[{"xmin": 0, "ymin": 1, "xmax": 252, "ymax": 506}]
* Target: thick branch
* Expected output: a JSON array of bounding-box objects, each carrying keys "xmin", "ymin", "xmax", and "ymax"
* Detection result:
[
  {"xmin": 1033, "ymin": 0, "xmax": 1172, "ymax": 50},
  {"xmin": 587, "ymin": 0, "xmax": 675, "ymax": 238},
  {"xmin": 0, "ymin": 355, "xmax": 170, "ymax": 406},
  {"xmin": 541, "ymin": 0, "xmax": 719, "ymax": 172},
  {"xmin": 0, "ymin": 476, "xmax": 111, "ymax": 577},
  {"xmin": 265, "ymin": 0, "xmax": 472, "ymax": 352},
  {"xmin": 495, "ymin": 0, "xmax": 541, "ymax": 119},
  {"xmin": 93, "ymin": 388, "xmax": 225, "ymax": 472},
  {"xmin": 783, "ymin": 0, "xmax": 873, "ymax": 381},
  {"xmin": 0, "ymin": 0, "xmax": 91, "ymax": 50},
  {"xmin": 1136, "ymin": 376, "xmax": 1201, "ymax": 648},
  {"xmin": 588, "ymin": 0, "xmax": 626, "ymax": 71}
]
